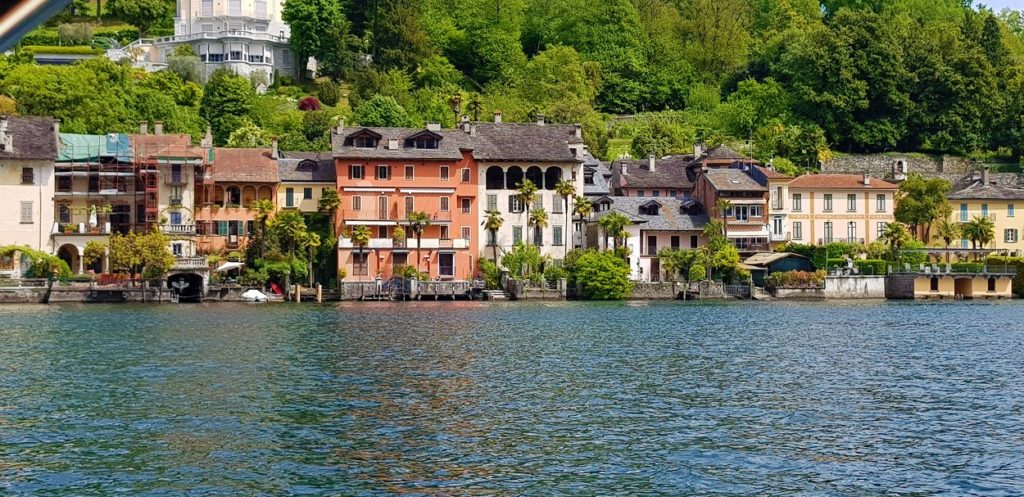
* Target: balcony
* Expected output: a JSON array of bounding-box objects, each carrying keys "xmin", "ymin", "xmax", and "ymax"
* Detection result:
[
  {"xmin": 405, "ymin": 238, "xmax": 470, "ymax": 249},
  {"xmin": 172, "ymin": 256, "xmax": 208, "ymax": 270},
  {"xmin": 338, "ymin": 238, "xmax": 398, "ymax": 249},
  {"xmin": 165, "ymin": 175, "xmax": 187, "ymax": 186},
  {"xmin": 161, "ymin": 224, "xmax": 196, "ymax": 235},
  {"xmin": 343, "ymin": 208, "xmax": 397, "ymax": 222},
  {"xmin": 769, "ymin": 231, "xmax": 791, "ymax": 242},
  {"xmin": 731, "ymin": 240, "xmax": 771, "ymax": 252}
]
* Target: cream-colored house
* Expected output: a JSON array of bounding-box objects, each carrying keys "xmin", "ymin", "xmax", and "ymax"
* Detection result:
[
  {"xmin": 947, "ymin": 176, "xmax": 1024, "ymax": 251},
  {"xmin": 277, "ymin": 151, "xmax": 337, "ymax": 214},
  {"xmin": 784, "ymin": 174, "xmax": 897, "ymax": 245},
  {"xmin": 0, "ymin": 116, "xmax": 57, "ymax": 253}
]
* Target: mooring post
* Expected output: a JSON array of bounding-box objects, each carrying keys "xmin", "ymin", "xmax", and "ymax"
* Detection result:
[
  {"xmin": 296, "ymin": 284, "xmax": 302, "ymax": 303},
  {"xmin": 316, "ymin": 283, "xmax": 322, "ymax": 303}
]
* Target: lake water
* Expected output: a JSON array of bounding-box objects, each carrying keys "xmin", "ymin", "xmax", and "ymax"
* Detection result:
[{"xmin": 1, "ymin": 301, "xmax": 1022, "ymax": 496}]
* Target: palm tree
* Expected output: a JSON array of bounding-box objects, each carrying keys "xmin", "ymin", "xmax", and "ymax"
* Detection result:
[
  {"xmin": 349, "ymin": 225, "xmax": 372, "ymax": 281},
  {"xmin": 529, "ymin": 207, "xmax": 549, "ymax": 249},
  {"xmin": 466, "ymin": 93, "xmax": 483, "ymax": 122},
  {"xmin": 318, "ymin": 188, "xmax": 340, "ymax": 229},
  {"xmin": 483, "ymin": 209, "xmax": 504, "ymax": 262},
  {"xmin": 406, "ymin": 211, "xmax": 432, "ymax": 272},
  {"xmin": 250, "ymin": 199, "xmax": 275, "ymax": 260},
  {"xmin": 880, "ymin": 222, "xmax": 912, "ymax": 262},
  {"xmin": 932, "ymin": 216, "xmax": 960, "ymax": 263},
  {"xmin": 301, "ymin": 231, "xmax": 321, "ymax": 286},
  {"xmin": 555, "ymin": 179, "xmax": 576, "ymax": 257},
  {"xmin": 598, "ymin": 211, "xmax": 630, "ymax": 250},
  {"xmin": 963, "ymin": 215, "xmax": 995, "ymax": 254},
  {"xmin": 448, "ymin": 93, "xmax": 462, "ymax": 125},
  {"xmin": 715, "ymin": 198, "xmax": 732, "ymax": 238},
  {"xmin": 573, "ymin": 195, "xmax": 593, "ymax": 248},
  {"xmin": 272, "ymin": 210, "xmax": 307, "ymax": 257},
  {"xmin": 516, "ymin": 180, "xmax": 539, "ymax": 245}
]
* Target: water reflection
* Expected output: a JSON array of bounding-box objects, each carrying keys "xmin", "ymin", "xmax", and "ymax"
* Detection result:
[{"xmin": 0, "ymin": 301, "xmax": 1022, "ymax": 495}]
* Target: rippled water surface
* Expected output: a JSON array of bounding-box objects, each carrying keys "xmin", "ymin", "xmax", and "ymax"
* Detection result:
[{"xmin": 1, "ymin": 300, "xmax": 1023, "ymax": 496}]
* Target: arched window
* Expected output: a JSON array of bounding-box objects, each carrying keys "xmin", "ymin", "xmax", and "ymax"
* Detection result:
[
  {"xmin": 525, "ymin": 166, "xmax": 543, "ymax": 189},
  {"xmin": 506, "ymin": 166, "xmax": 523, "ymax": 190},
  {"xmin": 242, "ymin": 185, "xmax": 257, "ymax": 206},
  {"xmin": 544, "ymin": 167, "xmax": 562, "ymax": 190},
  {"xmin": 226, "ymin": 186, "xmax": 241, "ymax": 206},
  {"xmin": 486, "ymin": 166, "xmax": 505, "ymax": 190},
  {"xmin": 214, "ymin": 185, "xmax": 225, "ymax": 205},
  {"xmin": 257, "ymin": 185, "xmax": 273, "ymax": 201}
]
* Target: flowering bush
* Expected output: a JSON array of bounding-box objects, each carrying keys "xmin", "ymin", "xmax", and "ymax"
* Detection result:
[
  {"xmin": 766, "ymin": 269, "xmax": 826, "ymax": 288},
  {"xmin": 297, "ymin": 96, "xmax": 321, "ymax": 111}
]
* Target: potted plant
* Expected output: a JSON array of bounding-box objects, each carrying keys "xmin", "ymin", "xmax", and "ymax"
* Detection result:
[{"xmin": 63, "ymin": 224, "xmax": 73, "ymax": 234}]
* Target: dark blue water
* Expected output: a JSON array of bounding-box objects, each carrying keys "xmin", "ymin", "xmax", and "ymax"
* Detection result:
[{"xmin": 1, "ymin": 301, "xmax": 1023, "ymax": 496}]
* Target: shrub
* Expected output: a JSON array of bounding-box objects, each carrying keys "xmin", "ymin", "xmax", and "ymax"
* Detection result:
[
  {"xmin": 986, "ymin": 256, "xmax": 1024, "ymax": 297},
  {"xmin": 826, "ymin": 257, "xmax": 848, "ymax": 268},
  {"xmin": 478, "ymin": 258, "xmax": 501, "ymax": 289},
  {"xmin": 93, "ymin": 25, "xmax": 141, "ymax": 44},
  {"xmin": 543, "ymin": 264, "xmax": 568, "ymax": 284},
  {"xmin": 688, "ymin": 263, "xmax": 707, "ymax": 282},
  {"xmin": 22, "ymin": 45, "xmax": 102, "ymax": 55},
  {"xmin": 318, "ymin": 79, "xmax": 341, "ymax": 106},
  {"xmin": 0, "ymin": 96, "xmax": 16, "ymax": 115},
  {"xmin": 853, "ymin": 259, "xmax": 888, "ymax": 275},
  {"xmin": 58, "ymin": 23, "xmax": 92, "ymax": 45},
  {"xmin": 951, "ymin": 262, "xmax": 985, "ymax": 272},
  {"xmin": 20, "ymin": 29, "xmax": 59, "ymax": 46},
  {"xmin": 574, "ymin": 251, "xmax": 633, "ymax": 300},
  {"xmin": 766, "ymin": 269, "xmax": 826, "ymax": 288}
]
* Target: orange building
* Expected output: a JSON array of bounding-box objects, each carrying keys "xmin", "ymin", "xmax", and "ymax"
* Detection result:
[
  {"xmin": 195, "ymin": 147, "xmax": 279, "ymax": 254},
  {"xmin": 332, "ymin": 125, "xmax": 478, "ymax": 279}
]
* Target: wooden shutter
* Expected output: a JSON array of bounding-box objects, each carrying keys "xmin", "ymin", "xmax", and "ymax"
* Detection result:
[{"xmin": 20, "ymin": 201, "xmax": 32, "ymax": 224}]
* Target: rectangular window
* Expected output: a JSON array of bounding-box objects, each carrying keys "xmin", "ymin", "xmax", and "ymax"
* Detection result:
[
  {"xmin": 246, "ymin": 221, "xmax": 255, "ymax": 235},
  {"xmin": 461, "ymin": 168, "xmax": 471, "ymax": 182},
  {"xmin": 824, "ymin": 222, "xmax": 833, "ymax": 243},
  {"xmin": 21, "ymin": 167, "xmax": 33, "ymax": 185},
  {"xmin": 961, "ymin": 204, "xmax": 968, "ymax": 222},
  {"xmin": 877, "ymin": 222, "xmax": 886, "ymax": 240},
  {"xmin": 460, "ymin": 197, "xmax": 471, "ymax": 213},
  {"xmin": 255, "ymin": 0, "xmax": 267, "ymax": 17},
  {"xmin": 58, "ymin": 204, "xmax": 71, "ymax": 223},
  {"xmin": 378, "ymin": 226, "xmax": 389, "ymax": 238},
  {"xmin": 169, "ymin": 211, "xmax": 182, "ymax": 225},
  {"xmin": 824, "ymin": 194, "xmax": 833, "ymax": 212},
  {"xmin": 982, "ymin": 204, "xmax": 989, "ymax": 218},
  {"xmin": 552, "ymin": 195, "xmax": 564, "ymax": 214},
  {"xmin": 440, "ymin": 197, "xmax": 449, "ymax": 212},
  {"xmin": 773, "ymin": 186, "xmax": 783, "ymax": 210},
  {"xmin": 393, "ymin": 253, "xmax": 408, "ymax": 266},
  {"xmin": 876, "ymin": 194, "xmax": 886, "ymax": 212},
  {"xmin": 303, "ymin": 187, "xmax": 312, "ymax": 200},
  {"xmin": 847, "ymin": 194, "xmax": 857, "ymax": 212},
  {"xmin": 349, "ymin": 164, "xmax": 364, "ymax": 180},
  {"xmin": 208, "ymin": 53, "xmax": 224, "ymax": 62},
  {"xmin": 637, "ymin": 189, "xmax": 645, "ymax": 197},
  {"xmin": 750, "ymin": 205, "xmax": 762, "ymax": 218},
  {"xmin": 690, "ymin": 235, "xmax": 698, "ymax": 248},
  {"xmin": 553, "ymin": 226, "xmax": 563, "ymax": 246},
  {"xmin": 461, "ymin": 226, "xmax": 471, "ymax": 240},
  {"xmin": 487, "ymin": 194, "xmax": 497, "ymax": 211},
  {"xmin": 352, "ymin": 253, "xmax": 368, "ymax": 276},
  {"xmin": 172, "ymin": 243, "xmax": 183, "ymax": 256},
  {"xmin": 793, "ymin": 221, "xmax": 803, "ymax": 240},
  {"xmin": 509, "ymin": 195, "xmax": 523, "ymax": 213},
  {"xmin": 229, "ymin": 51, "xmax": 242, "ymax": 61},
  {"xmin": 847, "ymin": 221, "xmax": 857, "ymax": 242},
  {"xmin": 534, "ymin": 226, "xmax": 543, "ymax": 246},
  {"xmin": 404, "ymin": 196, "xmax": 414, "ymax": 216},
  {"xmin": 1006, "ymin": 229, "xmax": 1018, "ymax": 243},
  {"xmin": 170, "ymin": 186, "xmax": 182, "ymax": 205},
  {"xmin": 652, "ymin": 190, "xmax": 661, "ymax": 197},
  {"xmin": 647, "ymin": 235, "xmax": 657, "ymax": 255},
  {"xmin": 439, "ymin": 225, "xmax": 450, "ymax": 240},
  {"xmin": 19, "ymin": 201, "xmax": 32, "ymax": 224},
  {"xmin": 217, "ymin": 220, "xmax": 228, "ymax": 235},
  {"xmin": 440, "ymin": 166, "xmax": 449, "ymax": 181},
  {"xmin": 533, "ymin": 196, "xmax": 543, "ymax": 211},
  {"xmin": 513, "ymin": 226, "xmax": 523, "ymax": 244},
  {"xmin": 352, "ymin": 195, "xmax": 361, "ymax": 211},
  {"xmin": 671, "ymin": 235, "xmax": 680, "ymax": 250},
  {"xmin": 201, "ymin": 0, "xmax": 212, "ymax": 15},
  {"xmin": 405, "ymin": 165, "xmax": 414, "ymax": 180},
  {"xmin": 377, "ymin": 196, "xmax": 388, "ymax": 219},
  {"xmin": 792, "ymin": 193, "xmax": 802, "ymax": 211},
  {"xmin": 438, "ymin": 253, "xmax": 454, "ymax": 277},
  {"xmin": 1010, "ymin": 204, "xmax": 1016, "ymax": 218},
  {"xmin": 376, "ymin": 165, "xmax": 390, "ymax": 180},
  {"xmin": 57, "ymin": 175, "xmax": 72, "ymax": 192},
  {"xmin": 669, "ymin": 190, "xmax": 678, "ymax": 198},
  {"xmin": 229, "ymin": 0, "xmax": 240, "ymax": 15},
  {"xmin": 285, "ymin": 188, "xmax": 295, "ymax": 207}
]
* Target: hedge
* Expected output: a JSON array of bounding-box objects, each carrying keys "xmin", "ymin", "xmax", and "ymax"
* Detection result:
[
  {"xmin": 20, "ymin": 29, "xmax": 59, "ymax": 46},
  {"xmin": 20, "ymin": 25, "xmax": 140, "ymax": 46},
  {"xmin": 22, "ymin": 45, "xmax": 103, "ymax": 55},
  {"xmin": 950, "ymin": 262, "xmax": 985, "ymax": 273},
  {"xmin": 853, "ymin": 259, "xmax": 889, "ymax": 275},
  {"xmin": 826, "ymin": 258, "xmax": 848, "ymax": 268},
  {"xmin": 93, "ymin": 25, "xmax": 140, "ymax": 44}
]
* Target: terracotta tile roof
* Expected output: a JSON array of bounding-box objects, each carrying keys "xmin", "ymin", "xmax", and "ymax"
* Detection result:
[
  {"xmin": 611, "ymin": 155, "xmax": 695, "ymax": 192},
  {"xmin": 948, "ymin": 182, "xmax": 1024, "ymax": 200},
  {"xmin": 703, "ymin": 169, "xmax": 767, "ymax": 192},
  {"xmin": 211, "ymin": 147, "xmax": 279, "ymax": 183},
  {"xmin": 0, "ymin": 116, "xmax": 57, "ymax": 160},
  {"xmin": 129, "ymin": 134, "xmax": 203, "ymax": 159},
  {"xmin": 278, "ymin": 151, "xmax": 336, "ymax": 183},
  {"xmin": 754, "ymin": 165, "xmax": 791, "ymax": 180},
  {"xmin": 787, "ymin": 174, "xmax": 897, "ymax": 190}
]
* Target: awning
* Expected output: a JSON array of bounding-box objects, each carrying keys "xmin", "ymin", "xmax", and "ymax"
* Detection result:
[
  {"xmin": 344, "ymin": 220, "xmax": 397, "ymax": 226},
  {"xmin": 727, "ymin": 198, "xmax": 766, "ymax": 205},
  {"xmin": 343, "ymin": 187, "xmax": 395, "ymax": 193},
  {"xmin": 399, "ymin": 188, "xmax": 455, "ymax": 194},
  {"xmin": 727, "ymin": 228, "xmax": 770, "ymax": 238},
  {"xmin": 214, "ymin": 261, "xmax": 244, "ymax": 272}
]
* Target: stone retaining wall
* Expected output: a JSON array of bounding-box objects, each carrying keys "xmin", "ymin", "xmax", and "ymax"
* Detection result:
[
  {"xmin": 824, "ymin": 276, "xmax": 886, "ymax": 299},
  {"xmin": 769, "ymin": 287, "xmax": 825, "ymax": 299},
  {"xmin": 629, "ymin": 282, "xmax": 680, "ymax": 300}
]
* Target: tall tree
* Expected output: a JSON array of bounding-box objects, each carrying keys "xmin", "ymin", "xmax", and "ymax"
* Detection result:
[
  {"xmin": 348, "ymin": 225, "xmax": 371, "ymax": 280},
  {"xmin": 483, "ymin": 209, "xmax": 504, "ymax": 262},
  {"xmin": 110, "ymin": 0, "xmax": 169, "ymax": 36},
  {"xmin": 406, "ymin": 211, "xmax": 432, "ymax": 271},
  {"xmin": 284, "ymin": 0, "xmax": 357, "ymax": 80},
  {"xmin": 516, "ymin": 179, "xmax": 539, "ymax": 245},
  {"xmin": 678, "ymin": 0, "xmax": 752, "ymax": 81},
  {"xmin": 894, "ymin": 173, "xmax": 952, "ymax": 240},
  {"xmin": 555, "ymin": 179, "xmax": 576, "ymax": 257},
  {"xmin": 200, "ymin": 69, "xmax": 255, "ymax": 146},
  {"xmin": 572, "ymin": 195, "xmax": 593, "ymax": 248}
]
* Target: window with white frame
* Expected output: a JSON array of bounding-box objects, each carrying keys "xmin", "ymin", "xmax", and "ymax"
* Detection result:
[
  {"xmin": 876, "ymin": 194, "xmax": 886, "ymax": 212},
  {"xmin": 439, "ymin": 225, "xmax": 450, "ymax": 240},
  {"xmin": 352, "ymin": 195, "xmax": 361, "ymax": 210},
  {"xmin": 553, "ymin": 226, "xmax": 563, "ymax": 246},
  {"xmin": 20, "ymin": 201, "xmax": 33, "ymax": 224},
  {"xmin": 847, "ymin": 194, "xmax": 857, "ymax": 212},
  {"xmin": 793, "ymin": 221, "xmax": 802, "ymax": 240},
  {"xmin": 553, "ymin": 195, "xmax": 564, "ymax": 213},
  {"xmin": 376, "ymin": 165, "xmax": 390, "ymax": 180},
  {"xmin": 461, "ymin": 168, "xmax": 470, "ymax": 182},
  {"xmin": 461, "ymin": 226, "xmax": 471, "ymax": 240},
  {"xmin": 877, "ymin": 222, "xmax": 886, "ymax": 239},
  {"xmin": 824, "ymin": 222, "xmax": 833, "ymax": 243},
  {"xmin": 792, "ymin": 193, "xmax": 802, "ymax": 211},
  {"xmin": 824, "ymin": 194, "xmax": 833, "ymax": 212},
  {"xmin": 201, "ymin": 0, "xmax": 212, "ymax": 16},
  {"xmin": 487, "ymin": 194, "xmax": 497, "ymax": 211},
  {"xmin": 404, "ymin": 165, "xmax": 414, "ymax": 180},
  {"xmin": 847, "ymin": 221, "xmax": 857, "ymax": 242},
  {"xmin": 1006, "ymin": 229, "xmax": 1018, "ymax": 243},
  {"xmin": 349, "ymin": 164, "xmax": 364, "ymax": 179},
  {"xmin": 440, "ymin": 166, "xmax": 449, "ymax": 181},
  {"xmin": 461, "ymin": 197, "xmax": 471, "ymax": 213},
  {"xmin": 440, "ymin": 197, "xmax": 449, "ymax": 212}
]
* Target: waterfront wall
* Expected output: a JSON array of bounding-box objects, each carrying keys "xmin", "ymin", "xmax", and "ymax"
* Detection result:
[
  {"xmin": 825, "ymin": 276, "xmax": 886, "ymax": 299},
  {"xmin": 629, "ymin": 282, "xmax": 680, "ymax": 300},
  {"xmin": 769, "ymin": 287, "xmax": 825, "ymax": 299}
]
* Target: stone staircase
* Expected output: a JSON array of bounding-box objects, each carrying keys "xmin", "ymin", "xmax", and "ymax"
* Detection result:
[{"xmin": 481, "ymin": 289, "xmax": 510, "ymax": 301}]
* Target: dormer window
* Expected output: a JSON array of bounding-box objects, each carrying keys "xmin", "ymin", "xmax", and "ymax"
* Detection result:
[
  {"xmin": 343, "ymin": 129, "xmax": 382, "ymax": 148},
  {"xmin": 354, "ymin": 136, "xmax": 377, "ymax": 148},
  {"xmin": 584, "ymin": 171, "xmax": 595, "ymax": 185},
  {"xmin": 404, "ymin": 130, "xmax": 442, "ymax": 149},
  {"xmin": 639, "ymin": 200, "xmax": 661, "ymax": 216}
]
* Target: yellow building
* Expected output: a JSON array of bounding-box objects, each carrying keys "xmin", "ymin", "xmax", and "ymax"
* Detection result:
[
  {"xmin": 947, "ymin": 180, "xmax": 1024, "ymax": 252},
  {"xmin": 276, "ymin": 151, "xmax": 337, "ymax": 214},
  {"xmin": 784, "ymin": 174, "xmax": 897, "ymax": 245}
]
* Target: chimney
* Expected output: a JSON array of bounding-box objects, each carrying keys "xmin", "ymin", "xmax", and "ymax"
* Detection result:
[
  {"xmin": 387, "ymin": 138, "xmax": 399, "ymax": 150},
  {"xmin": 694, "ymin": 142, "xmax": 704, "ymax": 157},
  {"xmin": 154, "ymin": 121, "xmax": 163, "ymax": 135},
  {"xmin": 426, "ymin": 123, "xmax": 441, "ymax": 132},
  {"xmin": 574, "ymin": 123, "xmax": 582, "ymax": 139},
  {"xmin": 139, "ymin": 121, "xmax": 148, "ymax": 135},
  {"xmin": 333, "ymin": 118, "xmax": 345, "ymax": 136},
  {"xmin": 536, "ymin": 114, "xmax": 545, "ymax": 125},
  {"xmin": 271, "ymin": 137, "xmax": 279, "ymax": 158},
  {"xmin": 461, "ymin": 114, "xmax": 470, "ymax": 132},
  {"xmin": 863, "ymin": 174, "xmax": 871, "ymax": 186},
  {"xmin": 202, "ymin": 126, "xmax": 213, "ymax": 148},
  {"xmin": 469, "ymin": 124, "xmax": 476, "ymax": 137},
  {"xmin": 648, "ymin": 154, "xmax": 656, "ymax": 172},
  {"xmin": 493, "ymin": 111, "xmax": 502, "ymax": 123},
  {"xmin": 621, "ymin": 164, "xmax": 628, "ymax": 176},
  {"xmin": 53, "ymin": 120, "xmax": 60, "ymax": 150},
  {"xmin": 0, "ymin": 117, "xmax": 9, "ymax": 152},
  {"xmin": 982, "ymin": 166, "xmax": 990, "ymax": 186}
]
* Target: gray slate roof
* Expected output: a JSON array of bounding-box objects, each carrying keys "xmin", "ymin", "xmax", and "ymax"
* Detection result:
[
  {"xmin": 583, "ymin": 153, "xmax": 611, "ymax": 196},
  {"xmin": 332, "ymin": 127, "xmax": 473, "ymax": 161},
  {"xmin": 594, "ymin": 196, "xmax": 708, "ymax": 231},
  {"xmin": 948, "ymin": 182, "xmax": 1024, "ymax": 201},
  {"xmin": 471, "ymin": 123, "xmax": 583, "ymax": 163},
  {"xmin": 703, "ymin": 168, "xmax": 767, "ymax": 192},
  {"xmin": 705, "ymin": 144, "xmax": 745, "ymax": 160},
  {"xmin": 611, "ymin": 155, "xmax": 694, "ymax": 192},
  {"xmin": 278, "ymin": 151, "xmax": 336, "ymax": 182},
  {"xmin": 0, "ymin": 116, "xmax": 57, "ymax": 160}
]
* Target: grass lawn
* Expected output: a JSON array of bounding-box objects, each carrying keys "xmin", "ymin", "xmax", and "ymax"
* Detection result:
[{"xmin": 606, "ymin": 138, "xmax": 632, "ymax": 161}]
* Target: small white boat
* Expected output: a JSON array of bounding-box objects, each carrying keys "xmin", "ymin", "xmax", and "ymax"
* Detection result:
[{"xmin": 241, "ymin": 289, "xmax": 268, "ymax": 302}]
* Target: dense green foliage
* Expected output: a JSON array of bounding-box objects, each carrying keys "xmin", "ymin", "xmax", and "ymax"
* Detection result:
[{"xmin": 572, "ymin": 250, "xmax": 634, "ymax": 300}]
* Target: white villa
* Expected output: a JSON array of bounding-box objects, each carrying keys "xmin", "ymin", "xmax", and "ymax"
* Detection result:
[{"xmin": 124, "ymin": 0, "xmax": 296, "ymax": 84}]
